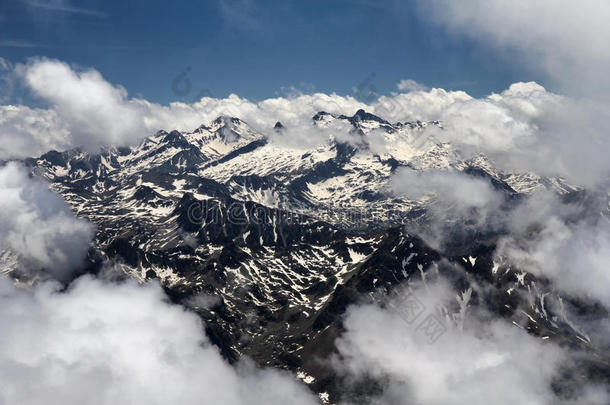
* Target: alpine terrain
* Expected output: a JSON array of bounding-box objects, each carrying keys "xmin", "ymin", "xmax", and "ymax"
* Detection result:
[{"xmin": 5, "ymin": 109, "xmax": 609, "ymax": 403}]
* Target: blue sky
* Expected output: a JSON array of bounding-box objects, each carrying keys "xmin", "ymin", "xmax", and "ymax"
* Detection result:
[{"xmin": 0, "ymin": 0, "xmax": 546, "ymax": 103}]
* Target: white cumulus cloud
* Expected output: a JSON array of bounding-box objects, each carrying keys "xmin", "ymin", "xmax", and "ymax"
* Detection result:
[
  {"xmin": 0, "ymin": 274, "xmax": 319, "ymax": 405},
  {"xmin": 0, "ymin": 162, "xmax": 94, "ymax": 281},
  {"xmin": 333, "ymin": 279, "xmax": 610, "ymax": 405},
  {"xmin": 418, "ymin": 0, "xmax": 610, "ymax": 99},
  {"xmin": 396, "ymin": 78, "xmax": 429, "ymax": 93}
]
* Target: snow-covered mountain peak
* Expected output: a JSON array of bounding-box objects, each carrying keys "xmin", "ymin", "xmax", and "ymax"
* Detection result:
[
  {"xmin": 339, "ymin": 108, "xmax": 390, "ymax": 125},
  {"xmin": 195, "ymin": 115, "xmax": 243, "ymax": 132},
  {"xmin": 185, "ymin": 116, "xmax": 264, "ymax": 155}
]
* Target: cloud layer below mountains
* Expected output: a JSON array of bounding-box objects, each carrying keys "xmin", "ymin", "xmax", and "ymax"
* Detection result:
[
  {"xmin": 332, "ymin": 279, "xmax": 610, "ymax": 405},
  {"xmin": 0, "ymin": 162, "xmax": 94, "ymax": 281},
  {"xmin": 0, "ymin": 274, "xmax": 319, "ymax": 405}
]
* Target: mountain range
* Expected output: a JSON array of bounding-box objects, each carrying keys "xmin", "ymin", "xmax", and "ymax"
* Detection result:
[{"xmin": 8, "ymin": 109, "xmax": 609, "ymax": 403}]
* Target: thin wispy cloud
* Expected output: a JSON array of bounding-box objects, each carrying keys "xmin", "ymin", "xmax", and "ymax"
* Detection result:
[
  {"xmin": 24, "ymin": 0, "xmax": 107, "ymax": 18},
  {"xmin": 0, "ymin": 39, "xmax": 38, "ymax": 48}
]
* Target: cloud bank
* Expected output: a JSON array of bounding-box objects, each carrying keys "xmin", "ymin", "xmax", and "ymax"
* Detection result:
[
  {"xmin": 0, "ymin": 162, "xmax": 94, "ymax": 281},
  {"xmin": 0, "ymin": 274, "xmax": 318, "ymax": 405},
  {"xmin": 3, "ymin": 58, "xmax": 609, "ymax": 189},
  {"xmin": 496, "ymin": 190, "xmax": 610, "ymax": 309},
  {"xmin": 418, "ymin": 0, "xmax": 610, "ymax": 99},
  {"xmin": 333, "ymin": 279, "xmax": 610, "ymax": 405}
]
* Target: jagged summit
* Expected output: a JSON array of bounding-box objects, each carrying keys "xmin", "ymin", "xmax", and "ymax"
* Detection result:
[
  {"xmin": 312, "ymin": 109, "xmax": 388, "ymax": 125},
  {"xmin": 340, "ymin": 108, "xmax": 389, "ymax": 125},
  {"xmin": 312, "ymin": 111, "xmax": 332, "ymax": 121},
  {"xmin": 192, "ymin": 116, "xmax": 245, "ymax": 134}
]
